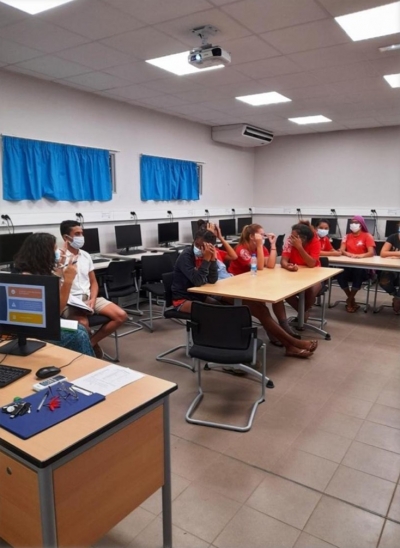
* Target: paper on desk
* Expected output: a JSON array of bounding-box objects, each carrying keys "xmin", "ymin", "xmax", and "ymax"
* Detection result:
[{"xmin": 72, "ymin": 364, "xmax": 144, "ymax": 396}]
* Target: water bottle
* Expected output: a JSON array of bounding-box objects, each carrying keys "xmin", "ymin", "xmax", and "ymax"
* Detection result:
[{"xmin": 250, "ymin": 253, "xmax": 257, "ymax": 276}]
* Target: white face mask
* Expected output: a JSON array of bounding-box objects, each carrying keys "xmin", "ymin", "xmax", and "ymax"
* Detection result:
[
  {"xmin": 193, "ymin": 245, "xmax": 203, "ymax": 258},
  {"xmin": 317, "ymin": 228, "xmax": 329, "ymax": 238},
  {"xmin": 349, "ymin": 223, "xmax": 361, "ymax": 233},
  {"xmin": 68, "ymin": 235, "xmax": 85, "ymax": 249}
]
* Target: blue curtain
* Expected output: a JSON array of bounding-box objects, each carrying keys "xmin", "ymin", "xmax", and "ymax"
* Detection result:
[
  {"xmin": 140, "ymin": 155, "xmax": 199, "ymax": 201},
  {"xmin": 2, "ymin": 136, "xmax": 112, "ymax": 201}
]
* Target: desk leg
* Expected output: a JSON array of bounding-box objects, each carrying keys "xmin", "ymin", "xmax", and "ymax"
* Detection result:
[
  {"xmin": 297, "ymin": 292, "xmax": 305, "ymax": 330},
  {"xmin": 162, "ymin": 397, "xmax": 173, "ymax": 548},
  {"xmin": 38, "ymin": 466, "xmax": 57, "ymax": 547}
]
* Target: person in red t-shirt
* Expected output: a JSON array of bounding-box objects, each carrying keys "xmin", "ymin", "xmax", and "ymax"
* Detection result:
[
  {"xmin": 338, "ymin": 216, "xmax": 375, "ymax": 313},
  {"xmin": 315, "ymin": 219, "xmax": 342, "ymax": 257},
  {"xmin": 281, "ymin": 223, "xmax": 322, "ymax": 319}
]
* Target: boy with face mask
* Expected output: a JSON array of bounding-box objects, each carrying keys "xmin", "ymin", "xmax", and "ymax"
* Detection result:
[{"xmin": 59, "ymin": 220, "xmax": 128, "ymax": 358}]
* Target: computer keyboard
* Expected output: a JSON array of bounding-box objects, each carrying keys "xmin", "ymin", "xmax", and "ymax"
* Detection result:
[
  {"xmin": 92, "ymin": 258, "xmax": 110, "ymax": 264},
  {"xmin": 169, "ymin": 246, "xmax": 186, "ymax": 251},
  {"xmin": 118, "ymin": 249, "xmax": 144, "ymax": 256},
  {"xmin": 0, "ymin": 364, "xmax": 32, "ymax": 388}
]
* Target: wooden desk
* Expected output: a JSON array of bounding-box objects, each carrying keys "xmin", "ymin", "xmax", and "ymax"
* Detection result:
[
  {"xmin": 0, "ymin": 343, "xmax": 177, "ymax": 548},
  {"xmin": 328, "ymin": 255, "xmax": 400, "ymax": 272}
]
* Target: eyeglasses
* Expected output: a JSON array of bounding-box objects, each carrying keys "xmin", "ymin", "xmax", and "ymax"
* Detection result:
[{"xmin": 57, "ymin": 382, "xmax": 79, "ymax": 400}]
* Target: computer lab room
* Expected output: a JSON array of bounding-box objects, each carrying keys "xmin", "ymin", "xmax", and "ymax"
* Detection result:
[{"xmin": 0, "ymin": 1, "xmax": 400, "ymax": 547}]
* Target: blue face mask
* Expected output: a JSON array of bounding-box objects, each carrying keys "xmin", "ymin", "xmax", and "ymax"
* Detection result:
[
  {"xmin": 54, "ymin": 249, "xmax": 61, "ymax": 263},
  {"xmin": 317, "ymin": 228, "xmax": 329, "ymax": 238},
  {"xmin": 193, "ymin": 245, "xmax": 203, "ymax": 258}
]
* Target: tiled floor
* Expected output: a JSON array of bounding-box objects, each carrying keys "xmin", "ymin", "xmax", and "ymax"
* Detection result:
[{"xmin": 2, "ymin": 286, "xmax": 399, "ymax": 548}]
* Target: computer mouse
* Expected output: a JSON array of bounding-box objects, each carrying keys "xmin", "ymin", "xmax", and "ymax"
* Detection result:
[
  {"xmin": 151, "ymin": 250, "xmax": 158, "ymax": 253},
  {"xmin": 36, "ymin": 366, "xmax": 61, "ymax": 379}
]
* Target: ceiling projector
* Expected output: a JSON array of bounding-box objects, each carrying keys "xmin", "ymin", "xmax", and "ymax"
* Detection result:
[{"xmin": 188, "ymin": 45, "xmax": 231, "ymax": 68}]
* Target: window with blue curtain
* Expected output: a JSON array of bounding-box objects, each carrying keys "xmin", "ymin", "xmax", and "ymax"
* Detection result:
[
  {"xmin": 2, "ymin": 136, "xmax": 112, "ymax": 202},
  {"xmin": 140, "ymin": 154, "xmax": 199, "ymax": 201}
]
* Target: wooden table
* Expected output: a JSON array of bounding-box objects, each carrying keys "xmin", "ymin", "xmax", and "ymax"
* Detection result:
[{"xmin": 0, "ymin": 343, "xmax": 177, "ymax": 548}]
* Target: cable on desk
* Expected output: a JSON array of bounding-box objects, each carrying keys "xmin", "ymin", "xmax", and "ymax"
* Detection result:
[{"xmin": 59, "ymin": 353, "xmax": 84, "ymax": 369}]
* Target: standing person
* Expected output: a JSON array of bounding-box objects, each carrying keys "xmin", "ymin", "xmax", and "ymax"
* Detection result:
[
  {"xmin": 196, "ymin": 219, "xmax": 237, "ymax": 279},
  {"xmin": 379, "ymin": 220, "xmax": 400, "ymax": 313},
  {"xmin": 59, "ymin": 220, "xmax": 128, "ymax": 358},
  {"xmin": 337, "ymin": 216, "xmax": 375, "ymax": 313},
  {"xmin": 12, "ymin": 232, "xmax": 95, "ymax": 357},
  {"xmin": 314, "ymin": 219, "xmax": 341, "ymax": 257}
]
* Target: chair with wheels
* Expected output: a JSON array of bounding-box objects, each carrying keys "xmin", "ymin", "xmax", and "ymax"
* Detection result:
[
  {"xmin": 156, "ymin": 272, "xmax": 194, "ymax": 371},
  {"xmin": 185, "ymin": 302, "xmax": 272, "ymax": 432}
]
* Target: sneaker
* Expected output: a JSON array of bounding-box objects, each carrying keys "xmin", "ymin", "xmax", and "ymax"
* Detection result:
[
  {"xmin": 393, "ymin": 297, "xmax": 400, "ymax": 315},
  {"xmin": 93, "ymin": 343, "xmax": 104, "ymax": 359}
]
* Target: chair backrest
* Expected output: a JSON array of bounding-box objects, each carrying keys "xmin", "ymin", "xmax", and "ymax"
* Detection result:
[
  {"xmin": 104, "ymin": 259, "xmax": 136, "ymax": 291},
  {"xmin": 320, "ymin": 256, "xmax": 329, "ymax": 268},
  {"xmin": 276, "ymin": 234, "xmax": 285, "ymax": 256},
  {"xmin": 331, "ymin": 237, "xmax": 342, "ymax": 250},
  {"xmin": 162, "ymin": 272, "xmax": 174, "ymax": 308},
  {"xmin": 166, "ymin": 250, "xmax": 179, "ymax": 265},
  {"xmin": 375, "ymin": 240, "xmax": 385, "ymax": 256},
  {"xmin": 141, "ymin": 254, "xmax": 173, "ymax": 284},
  {"xmin": 190, "ymin": 302, "xmax": 254, "ymax": 351}
]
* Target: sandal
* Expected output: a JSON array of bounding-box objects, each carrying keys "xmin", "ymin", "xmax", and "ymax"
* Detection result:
[
  {"xmin": 345, "ymin": 304, "xmax": 359, "ymax": 313},
  {"xmin": 285, "ymin": 349, "xmax": 312, "ymax": 359},
  {"xmin": 306, "ymin": 340, "xmax": 318, "ymax": 353}
]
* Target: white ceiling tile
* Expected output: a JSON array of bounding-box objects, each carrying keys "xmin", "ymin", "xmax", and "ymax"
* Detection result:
[
  {"xmin": 314, "ymin": 122, "xmax": 347, "ymax": 132},
  {"xmin": 154, "ymin": 8, "xmax": 251, "ymax": 47},
  {"xmin": 311, "ymin": 61, "xmax": 378, "ymax": 84},
  {"xmin": 163, "ymin": 103, "xmax": 219, "ymax": 118},
  {"xmin": 0, "ymin": 2, "xmax": 27, "ymax": 28},
  {"xmin": 103, "ymin": 0, "xmax": 213, "ymax": 25},
  {"xmin": 288, "ymin": 43, "xmax": 369, "ymax": 70},
  {"xmin": 285, "ymin": 83, "xmax": 338, "ymax": 99},
  {"xmin": 258, "ymin": 72, "xmax": 320, "ymax": 91},
  {"xmin": 222, "ymin": 35, "xmax": 281, "ymax": 65},
  {"xmin": 63, "ymin": 71, "xmax": 132, "ymax": 91},
  {"xmin": 14, "ymin": 55, "xmax": 90, "ymax": 79},
  {"xmin": 0, "ymin": 37, "xmax": 42, "ymax": 64},
  {"xmin": 368, "ymin": 57, "xmax": 400, "ymax": 76},
  {"xmin": 208, "ymin": 0, "xmax": 241, "ymax": 5},
  {"xmin": 185, "ymin": 66, "xmax": 250, "ymax": 86},
  {"xmin": 103, "ymin": 61, "xmax": 166, "ymax": 84},
  {"xmin": 133, "ymin": 95, "xmax": 191, "ymax": 108},
  {"xmin": 142, "ymin": 77, "xmax": 200, "ymax": 94},
  {"xmin": 212, "ymin": 80, "xmax": 273, "ymax": 98},
  {"xmin": 54, "ymin": 79, "xmax": 94, "ymax": 92},
  {"xmin": 57, "ymin": 42, "xmax": 134, "ymax": 70},
  {"xmin": 101, "ymin": 27, "xmax": 186, "ymax": 60},
  {"xmin": 0, "ymin": 18, "xmax": 89, "ymax": 53},
  {"xmin": 222, "ymin": 0, "xmax": 328, "ymax": 34},
  {"xmin": 342, "ymin": 117, "xmax": 382, "ymax": 129},
  {"xmin": 317, "ymin": 0, "xmax": 391, "ymax": 17},
  {"xmin": 234, "ymin": 56, "xmax": 302, "ymax": 79},
  {"xmin": 101, "ymin": 83, "xmax": 163, "ymax": 100},
  {"xmin": 4, "ymin": 65, "xmax": 54, "ymax": 81},
  {"xmin": 260, "ymin": 19, "xmax": 350, "ymax": 55},
  {"xmin": 40, "ymin": 0, "xmax": 144, "ymax": 40},
  {"xmin": 174, "ymin": 87, "xmax": 226, "ymax": 102}
]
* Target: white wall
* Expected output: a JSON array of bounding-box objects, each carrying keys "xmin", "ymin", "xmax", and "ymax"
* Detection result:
[
  {"xmin": 254, "ymin": 126, "xmax": 400, "ymax": 238},
  {"xmin": 0, "ymin": 71, "xmax": 254, "ymax": 248}
]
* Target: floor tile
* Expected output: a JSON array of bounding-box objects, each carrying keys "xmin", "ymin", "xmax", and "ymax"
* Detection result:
[
  {"xmin": 284, "ymin": 381, "xmax": 335, "ymax": 408},
  {"xmin": 356, "ymin": 422, "xmax": 400, "ymax": 454},
  {"xmin": 321, "ymin": 394, "xmax": 374, "ymax": 420},
  {"xmin": 376, "ymin": 390, "xmax": 400, "ymax": 411},
  {"xmin": 367, "ymin": 404, "xmax": 400, "ymax": 430},
  {"xmin": 294, "ymin": 532, "xmax": 338, "ymax": 548},
  {"xmin": 293, "ymin": 428, "xmax": 352, "ymax": 463},
  {"xmin": 378, "ymin": 521, "xmax": 400, "ymax": 548},
  {"xmin": 128, "ymin": 517, "xmax": 210, "ymax": 548},
  {"xmin": 140, "ymin": 473, "xmax": 191, "ymax": 516},
  {"xmin": 342, "ymin": 441, "xmax": 400, "ymax": 483},
  {"xmin": 171, "ymin": 438, "xmax": 220, "ymax": 481},
  {"xmin": 325, "ymin": 465, "xmax": 395, "ymax": 515},
  {"xmin": 171, "ymin": 484, "xmax": 241, "ymax": 543},
  {"xmin": 304, "ymin": 496, "xmax": 384, "ymax": 548},
  {"xmin": 334, "ymin": 380, "xmax": 382, "ymax": 403},
  {"xmin": 246, "ymin": 474, "xmax": 321, "ymax": 529},
  {"xmin": 271, "ymin": 447, "xmax": 338, "ymax": 491},
  {"xmin": 388, "ymin": 485, "xmax": 400, "ymax": 522},
  {"xmin": 94, "ymin": 508, "xmax": 156, "ymax": 547},
  {"xmin": 311, "ymin": 410, "xmax": 363, "ymax": 439},
  {"xmin": 213, "ymin": 506, "xmax": 300, "ymax": 548}
]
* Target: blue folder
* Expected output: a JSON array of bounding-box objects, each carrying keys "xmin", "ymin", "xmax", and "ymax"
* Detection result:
[{"xmin": 0, "ymin": 383, "xmax": 105, "ymax": 440}]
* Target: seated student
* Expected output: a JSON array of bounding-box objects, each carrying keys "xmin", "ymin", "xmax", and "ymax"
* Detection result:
[
  {"xmin": 281, "ymin": 223, "xmax": 322, "ymax": 319},
  {"xmin": 379, "ymin": 220, "xmax": 400, "ymax": 314},
  {"xmin": 59, "ymin": 220, "xmax": 127, "ymax": 358},
  {"xmin": 314, "ymin": 219, "xmax": 342, "ymax": 257},
  {"xmin": 12, "ymin": 232, "xmax": 95, "ymax": 357},
  {"xmin": 337, "ymin": 216, "xmax": 375, "ymax": 313},
  {"xmin": 196, "ymin": 219, "xmax": 237, "ymax": 279}
]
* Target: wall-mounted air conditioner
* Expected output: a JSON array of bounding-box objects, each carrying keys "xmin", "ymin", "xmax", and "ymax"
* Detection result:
[{"xmin": 211, "ymin": 124, "xmax": 274, "ymax": 147}]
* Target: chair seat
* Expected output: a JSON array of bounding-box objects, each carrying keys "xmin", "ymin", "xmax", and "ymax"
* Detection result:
[
  {"xmin": 141, "ymin": 282, "xmax": 165, "ymax": 297},
  {"xmin": 88, "ymin": 314, "xmax": 110, "ymax": 327},
  {"xmin": 189, "ymin": 339, "xmax": 263, "ymax": 364},
  {"xmin": 107, "ymin": 287, "xmax": 136, "ymax": 299},
  {"xmin": 164, "ymin": 308, "xmax": 190, "ymax": 321}
]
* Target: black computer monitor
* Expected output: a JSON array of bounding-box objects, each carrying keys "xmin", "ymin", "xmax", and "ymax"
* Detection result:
[
  {"xmin": 82, "ymin": 228, "xmax": 100, "ymax": 255},
  {"xmin": 346, "ymin": 218, "xmax": 376, "ymax": 234},
  {"xmin": 0, "ymin": 273, "xmax": 60, "ymax": 356},
  {"xmin": 115, "ymin": 224, "xmax": 142, "ymax": 252},
  {"xmin": 0, "ymin": 232, "xmax": 33, "ymax": 266},
  {"xmin": 191, "ymin": 220, "xmax": 200, "ymax": 239},
  {"xmin": 218, "ymin": 219, "xmax": 236, "ymax": 238},
  {"xmin": 385, "ymin": 220, "xmax": 400, "ymax": 238},
  {"xmin": 311, "ymin": 218, "xmax": 338, "ymax": 235},
  {"xmin": 158, "ymin": 222, "xmax": 179, "ymax": 246},
  {"xmin": 237, "ymin": 217, "xmax": 252, "ymax": 235}
]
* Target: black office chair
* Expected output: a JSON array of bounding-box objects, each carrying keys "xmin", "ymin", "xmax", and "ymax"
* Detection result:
[
  {"xmin": 185, "ymin": 302, "xmax": 270, "ymax": 432},
  {"xmin": 276, "ymin": 234, "xmax": 285, "ymax": 256},
  {"xmin": 139, "ymin": 254, "xmax": 174, "ymax": 332}
]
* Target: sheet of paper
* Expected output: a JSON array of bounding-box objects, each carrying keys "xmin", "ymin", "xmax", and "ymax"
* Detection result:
[
  {"xmin": 67, "ymin": 294, "xmax": 93, "ymax": 313},
  {"xmin": 72, "ymin": 364, "xmax": 144, "ymax": 396}
]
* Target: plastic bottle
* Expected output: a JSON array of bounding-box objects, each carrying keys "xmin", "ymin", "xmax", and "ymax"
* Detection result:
[{"xmin": 250, "ymin": 253, "xmax": 257, "ymax": 276}]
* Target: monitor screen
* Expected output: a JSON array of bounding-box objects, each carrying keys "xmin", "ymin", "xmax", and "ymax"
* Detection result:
[
  {"xmin": 311, "ymin": 218, "xmax": 338, "ymax": 234},
  {"xmin": 385, "ymin": 220, "xmax": 400, "ymax": 237},
  {"xmin": 0, "ymin": 232, "xmax": 33, "ymax": 265},
  {"xmin": 191, "ymin": 220, "xmax": 200, "ymax": 239},
  {"xmin": 82, "ymin": 228, "xmax": 100, "ymax": 255},
  {"xmin": 158, "ymin": 222, "xmax": 179, "ymax": 245},
  {"xmin": 0, "ymin": 273, "xmax": 60, "ymax": 356},
  {"xmin": 346, "ymin": 218, "xmax": 375, "ymax": 234},
  {"xmin": 237, "ymin": 217, "xmax": 252, "ymax": 234},
  {"xmin": 115, "ymin": 224, "xmax": 142, "ymax": 250},
  {"xmin": 218, "ymin": 219, "xmax": 236, "ymax": 238}
]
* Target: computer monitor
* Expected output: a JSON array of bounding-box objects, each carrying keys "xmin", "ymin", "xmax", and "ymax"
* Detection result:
[
  {"xmin": 346, "ymin": 218, "xmax": 376, "ymax": 234},
  {"xmin": 82, "ymin": 228, "xmax": 100, "ymax": 255},
  {"xmin": 191, "ymin": 220, "xmax": 200, "ymax": 239},
  {"xmin": 0, "ymin": 273, "xmax": 60, "ymax": 356},
  {"xmin": 237, "ymin": 217, "xmax": 252, "ymax": 235},
  {"xmin": 158, "ymin": 222, "xmax": 179, "ymax": 246},
  {"xmin": 0, "ymin": 232, "xmax": 33, "ymax": 266},
  {"xmin": 115, "ymin": 224, "xmax": 142, "ymax": 252},
  {"xmin": 310, "ymin": 218, "xmax": 338, "ymax": 234},
  {"xmin": 218, "ymin": 219, "xmax": 236, "ymax": 238},
  {"xmin": 385, "ymin": 220, "xmax": 400, "ymax": 237}
]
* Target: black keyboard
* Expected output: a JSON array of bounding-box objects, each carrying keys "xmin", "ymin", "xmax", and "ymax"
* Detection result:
[
  {"xmin": 118, "ymin": 249, "xmax": 144, "ymax": 256},
  {"xmin": 0, "ymin": 365, "xmax": 31, "ymax": 388},
  {"xmin": 92, "ymin": 258, "xmax": 110, "ymax": 264},
  {"xmin": 169, "ymin": 246, "xmax": 186, "ymax": 251}
]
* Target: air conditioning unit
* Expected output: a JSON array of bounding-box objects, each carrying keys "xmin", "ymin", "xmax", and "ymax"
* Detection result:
[{"xmin": 211, "ymin": 124, "xmax": 274, "ymax": 147}]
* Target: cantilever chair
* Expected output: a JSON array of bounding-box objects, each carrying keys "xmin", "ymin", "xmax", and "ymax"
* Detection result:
[
  {"xmin": 139, "ymin": 254, "xmax": 174, "ymax": 332},
  {"xmin": 185, "ymin": 302, "xmax": 271, "ymax": 432}
]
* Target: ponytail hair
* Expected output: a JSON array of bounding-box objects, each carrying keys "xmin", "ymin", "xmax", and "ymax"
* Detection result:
[{"xmin": 239, "ymin": 223, "xmax": 263, "ymax": 246}]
